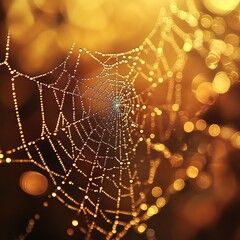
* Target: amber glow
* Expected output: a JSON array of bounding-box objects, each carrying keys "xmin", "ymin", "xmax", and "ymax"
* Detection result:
[
  {"xmin": 147, "ymin": 206, "xmax": 158, "ymax": 217},
  {"xmin": 5, "ymin": 0, "xmax": 165, "ymax": 73},
  {"xmin": 196, "ymin": 82, "xmax": 218, "ymax": 105},
  {"xmin": 72, "ymin": 220, "xmax": 79, "ymax": 227},
  {"xmin": 1, "ymin": 0, "xmax": 240, "ymax": 239},
  {"xmin": 156, "ymin": 197, "xmax": 166, "ymax": 208},
  {"xmin": 196, "ymin": 120, "xmax": 207, "ymax": 131},
  {"xmin": 231, "ymin": 132, "xmax": 240, "ymax": 149},
  {"xmin": 67, "ymin": 228, "xmax": 74, "ymax": 236},
  {"xmin": 20, "ymin": 171, "xmax": 48, "ymax": 196},
  {"xmin": 212, "ymin": 72, "xmax": 231, "ymax": 94},
  {"xmin": 186, "ymin": 166, "xmax": 199, "ymax": 179},
  {"xmin": 196, "ymin": 172, "xmax": 212, "ymax": 189},
  {"xmin": 208, "ymin": 124, "xmax": 221, "ymax": 137},
  {"xmin": 169, "ymin": 154, "xmax": 184, "ymax": 167},
  {"xmin": 137, "ymin": 223, "xmax": 147, "ymax": 233},
  {"xmin": 203, "ymin": 0, "xmax": 240, "ymax": 15},
  {"xmin": 184, "ymin": 122, "xmax": 194, "ymax": 133},
  {"xmin": 151, "ymin": 186, "xmax": 162, "ymax": 198},
  {"xmin": 173, "ymin": 179, "xmax": 185, "ymax": 191},
  {"xmin": 140, "ymin": 203, "xmax": 148, "ymax": 211}
]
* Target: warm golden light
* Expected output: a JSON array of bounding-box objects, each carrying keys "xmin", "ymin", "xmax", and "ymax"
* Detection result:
[
  {"xmin": 169, "ymin": 154, "xmax": 183, "ymax": 167},
  {"xmin": 186, "ymin": 166, "xmax": 199, "ymax": 179},
  {"xmin": 183, "ymin": 41, "xmax": 193, "ymax": 52},
  {"xmin": 225, "ymin": 34, "xmax": 239, "ymax": 47},
  {"xmin": 196, "ymin": 120, "xmax": 207, "ymax": 131},
  {"xmin": 201, "ymin": 15, "xmax": 213, "ymax": 29},
  {"xmin": 196, "ymin": 172, "xmax": 212, "ymax": 189},
  {"xmin": 140, "ymin": 203, "xmax": 148, "ymax": 211},
  {"xmin": 147, "ymin": 206, "xmax": 158, "ymax": 216},
  {"xmin": 5, "ymin": 0, "xmax": 164, "ymax": 73},
  {"xmin": 151, "ymin": 186, "xmax": 162, "ymax": 198},
  {"xmin": 205, "ymin": 52, "xmax": 220, "ymax": 70},
  {"xmin": 203, "ymin": 0, "xmax": 240, "ymax": 15},
  {"xmin": 173, "ymin": 179, "xmax": 185, "ymax": 191},
  {"xmin": 212, "ymin": 72, "xmax": 231, "ymax": 94},
  {"xmin": 184, "ymin": 121, "xmax": 194, "ymax": 133},
  {"xmin": 67, "ymin": 228, "xmax": 74, "ymax": 236},
  {"xmin": 208, "ymin": 124, "xmax": 221, "ymax": 137},
  {"xmin": 196, "ymin": 82, "xmax": 218, "ymax": 105},
  {"xmin": 1, "ymin": 0, "xmax": 240, "ymax": 238},
  {"xmin": 137, "ymin": 223, "xmax": 147, "ymax": 233},
  {"xmin": 231, "ymin": 132, "xmax": 240, "ymax": 149},
  {"xmin": 172, "ymin": 103, "xmax": 180, "ymax": 111},
  {"xmin": 20, "ymin": 171, "xmax": 48, "ymax": 196},
  {"xmin": 72, "ymin": 220, "xmax": 79, "ymax": 227},
  {"xmin": 156, "ymin": 197, "xmax": 166, "ymax": 208},
  {"xmin": 52, "ymin": 192, "xmax": 57, "ymax": 197},
  {"xmin": 154, "ymin": 143, "xmax": 165, "ymax": 152}
]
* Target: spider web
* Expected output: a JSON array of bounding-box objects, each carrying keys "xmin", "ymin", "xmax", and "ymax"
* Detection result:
[{"xmin": 0, "ymin": 1, "xmax": 239, "ymax": 239}]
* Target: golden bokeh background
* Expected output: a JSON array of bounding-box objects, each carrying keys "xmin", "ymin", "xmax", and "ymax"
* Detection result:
[
  {"xmin": 3, "ymin": 0, "xmax": 164, "ymax": 73},
  {"xmin": 1, "ymin": 0, "xmax": 240, "ymax": 240}
]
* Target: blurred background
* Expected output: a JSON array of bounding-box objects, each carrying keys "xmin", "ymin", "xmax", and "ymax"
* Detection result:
[{"xmin": 0, "ymin": 0, "xmax": 240, "ymax": 240}]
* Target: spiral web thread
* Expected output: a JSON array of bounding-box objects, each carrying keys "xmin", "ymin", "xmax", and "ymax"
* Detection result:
[{"xmin": 0, "ymin": 1, "xmax": 239, "ymax": 239}]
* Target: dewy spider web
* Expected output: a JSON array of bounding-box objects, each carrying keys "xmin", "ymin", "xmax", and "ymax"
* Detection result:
[{"xmin": 0, "ymin": 0, "xmax": 240, "ymax": 239}]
